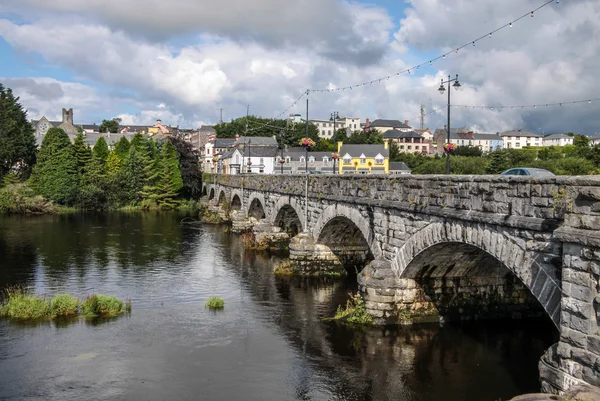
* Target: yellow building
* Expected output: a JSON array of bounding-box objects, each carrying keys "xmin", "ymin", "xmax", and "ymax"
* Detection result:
[{"xmin": 337, "ymin": 141, "xmax": 389, "ymax": 174}]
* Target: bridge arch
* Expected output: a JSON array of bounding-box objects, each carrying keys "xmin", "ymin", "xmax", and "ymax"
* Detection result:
[
  {"xmin": 201, "ymin": 185, "xmax": 207, "ymax": 197},
  {"xmin": 312, "ymin": 204, "xmax": 380, "ymax": 258},
  {"xmin": 393, "ymin": 221, "xmax": 561, "ymax": 326},
  {"xmin": 270, "ymin": 197, "xmax": 304, "ymax": 235},
  {"xmin": 247, "ymin": 192, "xmax": 266, "ymax": 220},
  {"xmin": 208, "ymin": 187, "xmax": 215, "ymax": 201},
  {"xmin": 217, "ymin": 189, "xmax": 227, "ymax": 207},
  {"xmin": 231, "ymin": 194, "xmax": 242, "ymax": 211}
]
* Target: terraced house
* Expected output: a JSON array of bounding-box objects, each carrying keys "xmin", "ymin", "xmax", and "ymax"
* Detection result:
[{"xmin": 338, "ymin": 142, "xmax": 389, "ymax": 174}]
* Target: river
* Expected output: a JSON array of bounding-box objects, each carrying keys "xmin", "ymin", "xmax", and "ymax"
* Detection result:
[{"xmin": 0, "ymin": 213, "xmax": 558, "ymax": 401}]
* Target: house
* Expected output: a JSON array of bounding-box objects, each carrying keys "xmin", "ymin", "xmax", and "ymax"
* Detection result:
[
  {"xmin": 433, "ymin": 128, "xmax": 474, "ymax": 154},
  {"xmin": 589, "ymin": 135, "xmax": 600, "ymax": 146},
  {"xmin": 83, "ymin": 133, "xmax": 136, "ymax": 150},
  {"xmin": 32, "ymin": 108, "xmax": 79, "ymax": 146},
  {"xmin": 473, "ymin": 133, "xmax": 503, "ymax": 153},
  {"xmin": 500, "ymin": 130, "xmax": 543, "ymax": 149},
  {"xmin": 191, "ymin": 125, "xmax": 216, "ymax": 151},
  {"xmin": 276, "ymin": 150, "xmax": 337, "ymax": 174},
  {"xmin": 203, "ymin": 137, "xmax": 238, "ymax": 169},
  {"xmin": 389, "ymin": 162, "xmax": 412, "ymax": 175},
  {"xmin": 221, "ymin": 145, "xmax": 279, "ymax": 174},
  {"xmin": 383, "ymin": 130, "xmax": 428, "ymax": 154},
  {"xmin": 337, "ymin": 141, "xmax": 389, "ymax": 174},
  {"xmin": 364, "ymin": 118, "xmax": 412, "ymax": 134},
  {"xmin": 148, "ymin": 119, "xmax": 172, "ymax": 136},
  {"xmin": 415, "ymin": 128, "xmax": 433, "ymax": 141},
  {"xmin": 543, "ymin": 133, "xmax": 574, "ymax": 147},
  {"xmin": 119, "ymin": 125, "xmax": 148, "ymax": 134},
  {"xmin": 310, "ymin": 116, "xmax": 361, "ymax": 139}
]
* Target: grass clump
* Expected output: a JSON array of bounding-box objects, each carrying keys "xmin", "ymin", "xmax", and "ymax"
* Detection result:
[
  {"xmin": 328, "ymin": 293, "xmax": 374, "ymax": 326},
  {"xmin": 81, "ymin": 294, "xmax": 131, "ymax": 317},
  {"xmin": 50, "ymin": 294, "xmax": 79, "ymax": 317},
  {"xmin": 205, "ymin": 296, "xmax": 225, "ymax": 310},
  {"xmin": 0, "ymin": 288, "xmax": 52, "ymax": 320},
  {"xmin": 273, "ymin": 260, "xmax": 294, "ymax": 276}
]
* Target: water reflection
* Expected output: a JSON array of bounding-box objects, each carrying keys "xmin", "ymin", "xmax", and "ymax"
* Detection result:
[{"xmin": 0, "ymin": 214, "xmax": 557, "ymax": 401}]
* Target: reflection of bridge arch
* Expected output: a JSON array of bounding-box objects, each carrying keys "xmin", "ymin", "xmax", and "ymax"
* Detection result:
[
  {"xmin": 393, "ymin": 221, "xmax": 561, "ymax": 326},
  {"xmin": 270, "ymin": 197, "xmax": 304, "ymax": 234}
]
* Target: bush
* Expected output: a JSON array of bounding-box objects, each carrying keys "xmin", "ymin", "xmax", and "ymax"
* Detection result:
[
  {"xmin": 81, "ymin": 294, "xmax": 131, "ymax": 317},
  {"xmin": 0, "ymin": 288, "xmax": 52, "ymax": 320},
  {"xmin": 329, "ymin": 293, "xmax": 374, "ymax": 325},
  {"xmin": 205, "ymin": 296, "xmax": 224, "ymax": 310},
  {"xmin": 50, "ymin": 294, "xmax": 79, "ymax": 317},
  {"xmin": 0, "ymin": 183, "xmax": 55, "ymax": 214}
]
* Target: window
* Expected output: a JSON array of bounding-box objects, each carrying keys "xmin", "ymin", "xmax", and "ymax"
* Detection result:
[
  {"xmin": 285, "ymin": 156, "xmax": 291, "ymax": 163},
  {"xmin": 400, "ymin": 145, "xmax": 404, "ymax": 150},
  {"xmin": 354, "ymin": 124, "xmax": 356, "ymax": 128},
  {"xmin": 322, "ymin": 130, "xmax": 326, "ymax": 136},
  {"xmin": 259, "ymin": 168, "xmax": 264, "ymax": 173},
  {"xmin": 322, "ymin": 157, "xmax": 329, "ymax": 163},
  {"xmin": 375, "ymin": 157, "xmax": 384, "ymax": 164},
  {"xmin": 360, "ymin": 157, "xmax": 366, "ymax": 164},
  {"xmin": 235, "ymin": 155, "xmax": 240, "ymax": 164},
  {"xmin": 299, "ymin": 156, "xmax": 305, "ymax": 162},
  {"xmin": 408, "ymin": 146, "xmax": 412, "ymax": 150},
  {"xmin": 328, "ymin": 130, "xmax": 331, "ymax": 135},
  {"xmin": 343, "ymin": 157, "xmax": 352, "ymax": 164},
  {"xmin": 308, "ymin": 156, "xmax": 315, "ymax": 164},
  {"xmin": 259, "ymin": 158, "xmax": 264, "ymax": 165}
]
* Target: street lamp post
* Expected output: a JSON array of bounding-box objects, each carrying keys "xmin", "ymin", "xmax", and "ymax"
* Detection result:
[
  {"xmin": 330, "ymin": 111, "xmax": 339, "ymax": 139},
  {"xmin": 245, "ymin": 139, "xmax": 251, "ymax": 173},
  {"xmin": 438, "ymin": 74, "xmax": 461, "ymax": 175},
  {"xmin": 331, "ymin": 152, "xmax": 339, "ymax": 175}
]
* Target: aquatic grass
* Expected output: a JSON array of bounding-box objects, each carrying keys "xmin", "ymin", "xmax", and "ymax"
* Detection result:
[
  {"xmin": 81, "ymin": 294, "xmax": 131, "ymax": 317},
  {"xmin": 205, "ymin": 296, "xmax": 225, "ymax": 310},
  {"xmin": 327, "ymin": 293, "xmax": 374, "ymax": 326},
  {"xmin": 0, "ymin": 287, "xmax": 52, "ymax": 320},
  {"xmin": 50, "ymin": 294, "xmax": 79, "ymax": 317}
]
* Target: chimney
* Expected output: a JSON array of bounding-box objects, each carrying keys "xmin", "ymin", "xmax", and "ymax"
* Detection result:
[
  {"xmin": 404, "ymin": 120, "xmax": 409, "ymax": 126},
  {"xmin": 156, "ymin": 119, "xmax": 162, "ymax": 125},
  {"xmin": 365, "ymin": 118, "xmax": 370, "ymax": 126}
]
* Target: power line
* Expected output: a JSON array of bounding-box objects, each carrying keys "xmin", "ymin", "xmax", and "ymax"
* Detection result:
[{"xmin": 309, "ymin": 0, "xmax": 558, "ymax": 93}]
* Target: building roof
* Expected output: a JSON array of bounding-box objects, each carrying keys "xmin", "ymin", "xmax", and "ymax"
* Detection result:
[
  {"xmin": 246, "ymin": 145, "xmax": 279, "ymax": 157},
  {"xmin": 369, "ymin": 119, "xmax": 411, "ymax": 129},
  {"xmin": 389, "ymin": 162, "xmax": 411, "ymax": 172},
  {"xmin": 238, "ymin": 136, "xmax": 278, "ymax": 146},
  {"xmin": 500, "ymin": 130, "xmax": 543, "ymax": 138},
  {"xmin": 283, "ymin": 150, "xmax": 333, "ymax": 161},
  {"xmin": 198, "ymin": 125, "xmax": 216, "ymax": 133},
  {"xmin": 213, "ymin": 139, "xmax": 237, "ymax": 148},
  {"xmin": 473, "ymin": 133, "xmax": 502, "ymax": 141},
  {"xmin": 544, "ymin": 133, "xmax": 573, "ymax": 140},
  {"xmin": 339, "ymin": 144, "xmax": 389, "ymax": 158},
  {"xmin": 383, "ymin": 129, "xmax": 423, "ymax": 139}
]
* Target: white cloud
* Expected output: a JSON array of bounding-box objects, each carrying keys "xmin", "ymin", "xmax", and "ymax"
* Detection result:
[{"xmin": 0, "ymin": 0, "xmax": 599, "ymax": 134}]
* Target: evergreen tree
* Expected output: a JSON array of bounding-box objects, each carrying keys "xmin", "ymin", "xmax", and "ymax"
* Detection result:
[
  {"xmin": 93, "ymin": 137, "xmax": 109, "ymax": 163},
  {"xmin": 486, "ymin": 150, "xmax": 510, "ymax": 174},
  {"xmin": 106, "ymin": 151, "xmax": 122, "ymax": 178},
  {"xmin": 388, "ymin": 141, "xmax": 401, "ymax": 162},
  {"xmin": 139, "ymin": 146, "xmax": 180, "ymax": 210},
  {"xmin": 130, "ymin": 133, "xmax": 146, "ymax": 152},
  {"xmin": 114, "ymin": 136, "xmax": 130, "ymax": 160},
  {"xmin": 123, "ymin": 141, "xmax": 153, "ymax": 203},
  {"xmin": 78, "ymin": 155, "xmax": 108, "ymax": 210},
  {"xmin": 72, "ymin": 133, "xmax": 92, "ymax": 174},
  {"xmin": 161, "ymin": 141, "xmax": 183, "ymax": 193},
  {"xmin": 99, "ymin": 118, "xmax": 119, "ymax": 134},
  {"xmin": 0, "ymin": 84, "xmax": 37, "ymax": 181},
  {"xmin": 31, "ymin": 128, "xmax": 79, "ymax": 205},
  {"xmin": 167, "ymin": 137, "xmax": 201, "ymax": 199}
]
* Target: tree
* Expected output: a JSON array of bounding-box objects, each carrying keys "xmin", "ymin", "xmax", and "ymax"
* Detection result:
[
  {"xmin": 453, "ymin": 145, "xmax": 483, "ymax": 157},
  {"xmin": 486, "ymin": 150, "xmax": 509, "ymax": 174},
  {"xmin": 0, "ymin": 84, "xmax": 37, "ymax": 181},
  {"xmin": 139, "ymin": 143, "xmax": 181, "ymax": 209},
  {"xmin": 388, "ymin": 141, "xmax": 401, "ymax": 162},
  {"xmin": 167, "ymin": 136, "xmax": 201, "ymax": 199},
  {"xmin": 30, "ymin": 128, "xmax": 79, "ymax": 205},
  {"xmin": 72, "ymin": 133, "xmax": 92, "ymax": 174},
  {"xmin": 122, "ymin": 138, "xmax": 153, "ymax": 203},
  {"xmin": 93, "ymin": 137, "xmax": 109, "ymax": 163},
  {"xmin": 161, "ymin": 141, "xmax": 183, "ymax": 194},
  {"xmin": 313, "ymin": 138, "xmax": 335, "ymax": 152},
  {"xmin": 573, "ymin": 134, "xmax": 590, "ymax": 148},
  {"xmin": 99, "ymin": 119, "xmax": 120, "ymax": 134},
  {"xmin": 77, "ymin": 155, "xmax": 108, "ymax": 210},
  {"xmin": 114, "ymin": 136, "xmax": 130, "ymax": 160}
]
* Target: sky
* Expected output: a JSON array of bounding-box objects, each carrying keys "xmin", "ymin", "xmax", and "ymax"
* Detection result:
[{"xmin": 0, "ymin": 0, "xmax": 598, "ymax": 134}]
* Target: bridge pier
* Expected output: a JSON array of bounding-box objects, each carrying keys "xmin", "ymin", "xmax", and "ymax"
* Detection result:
[
  {"xmin": 252, "ymin": 220, "xmax": 290, "ymax": 250},
  {"xmin": 288, "ymin": 233, "xmax": 350, "ymax": 276}
]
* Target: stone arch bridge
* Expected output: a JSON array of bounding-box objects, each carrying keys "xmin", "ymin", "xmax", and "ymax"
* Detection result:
[{"xmin": 202, "ymin": 173, "xmax": 600, "ymax": 394}]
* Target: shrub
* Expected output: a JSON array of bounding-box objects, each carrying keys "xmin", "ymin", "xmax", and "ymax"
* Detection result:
[
  {"xmin": 0, "ymin": 288, "xmax": 52, "ymax": 320},
  {"xmin": 81, "ymin": 294, "xmax": 130, "ymax": 317},
  {"xmin": 0, "ymin": 183, "xmax": 55, "ymax": 214},
  {"xmin": 329, "ymin": 293, "xmax": 374, "ymax": 325},
  {"xmin": 50, "ymin": 294, "xmax": 79, "ymax": 317},
  {"xmin": 205, "ymin": 296, "xmax": 224, "ymax": 310}
]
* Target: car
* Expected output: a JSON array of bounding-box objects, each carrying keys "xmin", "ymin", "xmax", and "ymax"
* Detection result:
[{"xmin": 500, "ymin": 168, "xmax": 555, "ymax": 177}]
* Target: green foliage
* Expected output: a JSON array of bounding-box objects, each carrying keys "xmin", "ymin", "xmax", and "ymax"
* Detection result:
[
  {"xmin": 81, "ymin": 294, "xmax": 130, "ymax": 317},
  {"xmin": 77, "ymin": 156, "xmax": 109, "ymax": 210},
  {"xmin": 486, "ymin": 150, "xmax": 510, "ymax": 174},
  {"xmin": 30, "ymin": 128, "xmax": 79, "ymax": 205},
  {"xmin": 72, "ymin": 133, "xmax": 92, "ymax": 174},
  {"xmin": 312, "ymin": 138, "xmax": 335, "ymax": 152},
  {"xmin": 0, "ymin": 84, "xmax": 37, "ymax": 182},
  {"xmin": 344, "ymin": 129, "xmax": 384, "ymax": 145},
  {"xmin": 413, "ymin": 156, "xmax": 488, "ymax": 175},
  {"xmin": 139, "ymin": 142, "xmax": 182, "ymax": 210},
  {"xmin": 573, "ymin": 134, "xmax": 590, "ymax": 148},
  {"xmin": 0, "ymin": 287, "xmax": 51, "ymax": 320},
  {"xmin": 50, "ymin": 294, "xmax": 79, "ymax": 317},
  {"xmin": 114, "ymin": 136, "xmax": 130, "ymax": 160},
  {"xmin": 329, "ymin": 293, "xmax": 374, "ymax": 325},
  {"xmin": 453, "ymin": 145, "xmax": 483, "ymax": 157},
  {"xmin": 167, "ymin": 137, "xmax": 201, "ymax": 199},
  {"xmin": 0, "ymin": 183, "xmax": 55, "ymax": 214},
  {"xmin": 205, "ymin": 296, "xmax": 225, "ymax": 310},
  {"xmin": 93, "ymin": 137, "xmax": 109, "ymax": 163},
  {"xmin": 98, "ymin": 118, "xmax": 119, "ymax": 134}
]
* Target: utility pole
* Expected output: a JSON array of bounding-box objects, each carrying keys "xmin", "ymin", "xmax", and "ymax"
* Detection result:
[
  {"xmin": 244, "ymin": 105, "xmax": 249, "ymax": 172},
  {"xmin": 420, "ymin": 104, "xmax": 425, "ymax": 130}
]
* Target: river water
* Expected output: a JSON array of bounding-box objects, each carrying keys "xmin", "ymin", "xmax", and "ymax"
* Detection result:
[{"xmin": 0, "ymin": 213, "xmax": 558, "ymax": 401}]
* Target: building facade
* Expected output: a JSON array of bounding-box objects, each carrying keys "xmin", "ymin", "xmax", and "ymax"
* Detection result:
[
  {"xmin": 543, "ymin": 134, "xmax": 574, "ymax": 147},
  {"xmin": 311, "ymin": 116, "xmax": 361, "ymax": 139},
  {"xmin": 364, "ymin": 119, "xmax": 412, "ymax": 134},
  {"xmin": 383, "ymin": 129, "xmax": 428, "ymax": 154},
  {"xmin": 500, "ymin": 130, "xmax": 543, "ymax": 149},
  {"xmin": 472, "ymin": 133, "xmax": 504, "ymax": 153},
  {"xmin": 338, "ymin": 142, "xmax": 389, "ymax": 174}
]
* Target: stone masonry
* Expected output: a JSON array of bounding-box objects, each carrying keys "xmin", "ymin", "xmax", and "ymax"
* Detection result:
[{"xmin": 202, "ymin": 173, "xmax": 600, "ymax": 395}]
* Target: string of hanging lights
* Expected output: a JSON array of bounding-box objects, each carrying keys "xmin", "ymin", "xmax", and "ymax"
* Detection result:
[
  {"xmin": 451, "ymin": 98, "xmax": 599, "ymax": 110},
  {"xmin": 309, "ymin": 0, "xmax": 559, "ymax": 93}
]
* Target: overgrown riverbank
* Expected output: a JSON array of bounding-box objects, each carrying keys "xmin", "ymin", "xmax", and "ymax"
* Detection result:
[{"xmin": 0, "ymin": 288, "xmax": 131, "ymax": 320}]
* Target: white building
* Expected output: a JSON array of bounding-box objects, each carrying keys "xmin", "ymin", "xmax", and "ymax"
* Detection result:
[
  {"xmin": 589, "ymin": 135, "xmax": 600, "ymax": 146},
  {"xmin": 311, "ymin": 116, "xmax": 361, "ymax": 139},
  {"xmin": 500, "ymin": 130, "xmax": 543, "ymax": 149},
  {"xmin": 222, "ymin": 146, "xmax": 278, "ymax": 174},
  {"xmin": 472, "ymin": 133, "xmax": 504, "ymax": 153},
  {"xmin": 543, "ymin": 134, "xmax": 574, "ymax": 147},
  {"xmin": 365, "ymin": 119, "xmax": 412, "ymax": 134}
]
